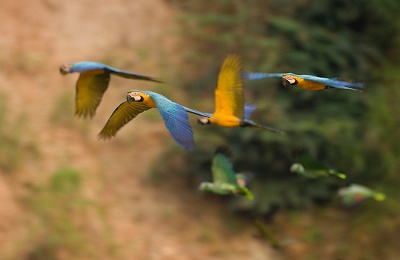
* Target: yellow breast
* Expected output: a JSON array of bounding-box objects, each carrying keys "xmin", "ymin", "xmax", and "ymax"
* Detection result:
[
  {"xmin": 295, "ymin": 76, "xmax": 326, "ymax": 91},
  {"xmin": 209, "ymin": 113, "xmax": 241, "ymax": 127},
  {"xmin": 142, "ymin": 94, "xmax": 157, "ymax": 108}
]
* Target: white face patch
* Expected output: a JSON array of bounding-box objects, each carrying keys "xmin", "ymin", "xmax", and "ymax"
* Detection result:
[
  {"xmin": 128, "ymin": 92, "xmax": 142, "ymax": 102},
  {"xmin": 283, "ymin": 75, "xmax": 297, "ymax": 85}
]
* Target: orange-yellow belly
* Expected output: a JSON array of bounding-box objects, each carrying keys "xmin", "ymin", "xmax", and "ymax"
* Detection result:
[
  {"xmin": 296, "ymin": 77, "xmax": 326, "ymax": 91},
  {"xmin": 209, "ymin": 113, "xmax": 241, "ymax": 127}
]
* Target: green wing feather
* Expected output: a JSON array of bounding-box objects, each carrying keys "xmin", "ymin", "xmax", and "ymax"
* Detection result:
[
  {"xmin": 75, "ymin": 70, "xmax": 110, "ymax": 118},
  {"xmin": 99, "ymin": 101, "xmax": 151, "ymax": 139},
  {"xmin": 211, "ymin": 152, "xmax": 238, "ymax": 186}
]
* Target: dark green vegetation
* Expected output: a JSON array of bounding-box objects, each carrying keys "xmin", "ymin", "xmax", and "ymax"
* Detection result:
[{"xmin": 157, "ymin": 0, "xmax": 400, "ymax": 258}]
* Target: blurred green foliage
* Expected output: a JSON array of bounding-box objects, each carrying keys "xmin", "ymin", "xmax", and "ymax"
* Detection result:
[
  {"xmin": 162, "ymin": 0, "xmax": 400, "ymax": 215},
  {"xmin": 28, "ymin": 167, "xmax": 92, "ymax": 259}
]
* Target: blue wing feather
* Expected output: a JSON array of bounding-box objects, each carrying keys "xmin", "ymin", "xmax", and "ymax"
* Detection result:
[
  {"xmin": 145, "ymin": 92, "xmax": 196, "ymax": 151},
  {"xmin": 244, "ymin": 104, "xmax": 257, "ymax": 120},
  {"xmin": 70, "ymin": 62, "xmax": 108, "ymax": 73},
  {"xmin": 243, "ymin": 71, "xmax": 363, "ymax": 90},
  {"xmin": 70, "ymin": 62, "xmax": 163, "ymax": 83},
  {"xmin": 242, "ymin": 72, "xmax": 284, "ymax": 80}
]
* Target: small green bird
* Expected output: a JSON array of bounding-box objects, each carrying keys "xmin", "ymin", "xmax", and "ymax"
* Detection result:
[
  {"xmin": 338, "ymin": 184, "xmax": 385, "ymax": 206},
  {"xmin": 60, "ymin": 61, "xmax": 164, "ymax": 118},
  {"xmin": 199, "ymin": 147, "xmax": 254, "ymax": 200},
  {"xmin": 290, "ymin": 152, "xmax": 346, "ymax": 179}
]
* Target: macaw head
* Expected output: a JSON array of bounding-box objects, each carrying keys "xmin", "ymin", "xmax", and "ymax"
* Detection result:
[
  {"xmin": 127, "ymin": 91, "xmax": 144, "ymax": 103},
  {"xmin": 59, "ymin": 63, "xmax": 73, "ymax": 75},
  {"xmin": 197, "ymin": 116, "xmax": 210, "ymax": 125},
  {"xmin": 282, "ymin": 74, "xmax": 298, "ymax": 87}
]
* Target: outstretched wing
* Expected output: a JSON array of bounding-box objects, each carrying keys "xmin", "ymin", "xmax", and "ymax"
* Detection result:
[
  {"xmin": 75, "ymin": 70, "xmax": 110, "ymax": 118},
  {"xmin": 98, "ymin": 101, "xmax": 151, "ymax": 139},
  {"xmin": 241, "ymin": 72, "xmax": 284, "ymax": 80},
  {"xmin": 296, "ymin": 74, "xmax": 364, "ymax": 90},
  {"xmin": 211, "ymin": 150, "xmax": 238, "ymax": 186},
  {"xmin": 105, "ymin": 65, "xmax": 164, "ymax": 83},
  {"xmin": 215, "ymin": 55, "xmax": 244, "ymax": 118},
  {"xmin": 148, "ymin": 92, "xmax": 196, "ymax": 151},
  {"xmin": 244, "ymin": 104, "xmax": 257, "ymax": 120}
]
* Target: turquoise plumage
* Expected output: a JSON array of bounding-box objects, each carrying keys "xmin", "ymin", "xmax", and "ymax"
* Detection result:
[
  {"xmin": 60, "ymin": 61, "xmax": 164, "ymax": 118},
  {"xmin": 243, "ymin": 71, "xmax": 363, "ymax": 91},
  {"xmin": 99, "ymin": 90, "xmax": 211, "ymax": 151}
]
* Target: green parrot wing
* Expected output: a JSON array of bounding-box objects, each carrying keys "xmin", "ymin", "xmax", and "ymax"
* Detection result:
[
  {"xmin": 98, "ymin": 100, "xmax": 151, "ymax": 139},
  {"xmin": 75, "ymin": 70, "xmax": 110, "ymax": 118},
  {"xmin": 211, "ymin": 151, "xmax": 238, "ymax": 186}
]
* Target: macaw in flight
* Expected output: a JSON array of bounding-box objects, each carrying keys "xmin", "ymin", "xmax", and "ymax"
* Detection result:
[
  {"xmin": 242, "ymin": 72, "xmax": 364, "ymax": 92},
  {"xmin": 197, "ymin": 55, "xmax": 284, "ymax": 134},
  {"xmin": 199, "ymin": 146, "xmax": 254, "ymax": 200},
  {"xmin": 290, "ymin": 151, "xmax": 347, "ymax": 179},
  {"xmin": 60, "ymin": 61, "xmax": 164, "ymax": 118},
  {"xmin": 98, "ymin": 90, "xmax": 211, "ymax": 151},
  {"xmin": 338, "ymin": 183, "xmax": 385, "ymax": 207}
]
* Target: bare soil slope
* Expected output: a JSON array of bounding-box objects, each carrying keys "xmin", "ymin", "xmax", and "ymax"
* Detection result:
[{"xmin": 0, "ymin": 1, "xmax": 281, "ymax": 259}]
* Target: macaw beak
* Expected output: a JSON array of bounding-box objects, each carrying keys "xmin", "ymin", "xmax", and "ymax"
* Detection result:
[
  {"xmin": 126, "ymin": 94, "xmax": 134, "ymax": 103},
  {"xmin": 127, "ymin": 92, "xmax": 143, "ymax": 103},
  {"xmin": 59, "ymin": 63, "xmax": 72, "ymax": 75},
  {"xmin": 197, "ymin": 117, "xmax": 210, "ymax": 125}
]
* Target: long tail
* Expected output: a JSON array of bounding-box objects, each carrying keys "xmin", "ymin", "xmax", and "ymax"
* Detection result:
[
  {"xmin": 109, "ymin": 67, "xmax": 165, "ymax": 83},
  {"xmin": 243, "ymin": 119, "xmax": 285, "ymax": 135},
  {"xmin": 183, "ymin": 106, "xmax": 213, "ymax": 118}
]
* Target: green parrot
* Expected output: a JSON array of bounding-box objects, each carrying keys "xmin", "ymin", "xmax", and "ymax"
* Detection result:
[
  {"xmin": 199, "ymin": 147, "xmax": 254, "ymax": 200},
  {"xmin": 338, "ymin": 183, "xmax": 386, "ymax": 207},
  {"xmin": 290, "ymin": 151, "xmax": 346, "ymax": 179}
]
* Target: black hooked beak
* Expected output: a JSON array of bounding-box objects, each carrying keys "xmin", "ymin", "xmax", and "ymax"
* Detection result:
[
  {"xmin": 59, "ymin": 64, "xmax": 71, "ymax": 75},
  {"xmin": 126, "ymin": 93, "xmax": 134, "ymax": 103}
]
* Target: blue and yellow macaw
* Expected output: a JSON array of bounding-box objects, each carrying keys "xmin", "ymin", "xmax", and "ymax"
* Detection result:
[
  {"xmin": 199, "ymin": 146, "xmax": 253, "ymax": 200},
  {"xmin": 99, "ymin": 90, "xmax": 211, "ymax": 151},
  {"xmin": 197, "ymin": 55, "xmax": 284, "ymax": 134},
  {"xmin": 60, "ymin": 61, "xmax": 164, "ymax": 118},
  {"xmin": 338, "ymin": 184, "xmax": 385, "ymax": 207},
  {"xmin": 242, "ymin": 72, "xmax": 364, "ymax": 91}
]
